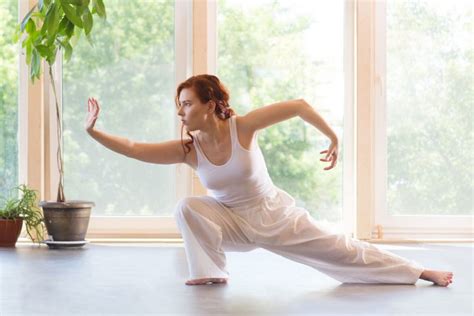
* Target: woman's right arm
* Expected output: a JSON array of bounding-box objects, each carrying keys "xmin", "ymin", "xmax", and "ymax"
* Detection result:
[
  {"xmin": 85, "ymin": 98, "xmax": 187, "ymax": 165},
  {"xmin": 87, "ymin": 128, "xmax": 136, "ymax": 158}
]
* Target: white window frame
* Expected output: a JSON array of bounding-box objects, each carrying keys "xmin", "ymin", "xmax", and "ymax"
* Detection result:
[{"xmin": 371, "ymin": 0, "xmax": 473, "ymax": 240}]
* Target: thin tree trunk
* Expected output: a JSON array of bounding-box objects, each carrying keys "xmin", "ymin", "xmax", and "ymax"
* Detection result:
[{"xmin": 49, "ymin": 65, "xmax": 65, "ymax": 202}]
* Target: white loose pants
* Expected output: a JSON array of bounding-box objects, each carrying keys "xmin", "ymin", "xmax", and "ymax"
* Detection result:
[{"xmin": 173, "ymin": 186, "xmax": 425, "ymax": 284}]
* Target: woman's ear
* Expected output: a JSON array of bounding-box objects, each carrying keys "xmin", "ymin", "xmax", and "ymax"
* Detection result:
[{"xmin": 207, "ymin": 100, "xmax": 216, "ymax": 113}]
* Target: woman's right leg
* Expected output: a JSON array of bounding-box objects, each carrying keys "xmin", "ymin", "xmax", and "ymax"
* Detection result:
[{"xmin": 174, "ymin": 196, "xmax": 257, "ymax": 285}]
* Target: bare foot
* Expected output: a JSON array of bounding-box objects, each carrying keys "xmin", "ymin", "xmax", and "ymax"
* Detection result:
[
  {"xmin": 419, "ymin": 269, "xmax": 453, "ymax": 287},
  {"xmin": 185, "ymin": 277, "xmax": 228, "ymax": 286}
]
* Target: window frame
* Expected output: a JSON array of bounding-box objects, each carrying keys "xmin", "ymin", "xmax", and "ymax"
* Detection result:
[{"xmin": 371, "ymin": 0, "xmax": 473, "ymax": 239}]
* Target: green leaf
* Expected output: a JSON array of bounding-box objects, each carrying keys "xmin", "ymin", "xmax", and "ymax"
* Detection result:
[
  {"xmin": 58, "ymin": 16, "xmax": 68, "ymax": 34},
  {"xmin": 25, "ymin": 42, "xmax": 32, "ymax": 65},
  {"xmin": 30, "ymin": 49, "xmax": 41, "ymax": 81},
  {"xmin": 47, "ymin": 3, "xmax": 60, "ymax": 36},
  {"xmin": 82, "ymin": 7, "xmax": 93, "ymax": 35},
  {"xmin": 25, "ymin": 19, "xmax": 36, "ymax": 34},
  {"xmin": 42, "ymin": 2, "xmax": 59, "ymax": 36},
  {"xmin": 39, "ymin": 0, "xmax": 44, "ymax": 11},
  {"xmin": 65, "ymin": 20, "xmax": 75, "ymax": 38},
  {"xmin": 35, "ymin": 44, "xmax": 50, "ymax": 58},
  {"xmin": 31, "ymin": 12, "xmax": 45, "ymax": 19},
  {"xmin": 20, "ymin": 4, "xmax": 38, "ymax": 32},
  {"xmin": 92, "ymin": 0, "xmax": 106, "ymax": 18},
  {"xmin": 59, "ymin": 0, "xmax": 83, "ymax": 28},
  {"xmin": 40, "ymin": 2, "xmax": 54, "ymax": 35},
  {"xmin": 69, "ymin": 27, "xmax": 81, "ymax": 46},
  {"xmin": 45, "ymin": 33, "xmax": 55, "ymax": 46},
  {"xmin": 46, "ymin": 47, "xmax": 57, "ymax": 65},
  {"xmin": 63, "ymin": 42, "xmax": 73, "ymax": 62},
  {"xmin": 85, "ymin": 31, "xmax": 94, "ymax": 47}
]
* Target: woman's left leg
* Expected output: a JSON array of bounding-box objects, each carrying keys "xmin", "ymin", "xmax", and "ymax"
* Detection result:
[{"xmin": 253, "ymin": 208, "xmax": 424, "ymax": 284}]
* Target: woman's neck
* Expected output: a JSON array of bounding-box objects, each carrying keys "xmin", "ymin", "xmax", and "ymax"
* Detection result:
[{"xmin": 198, "ymin": 117, "xmax": 230, "ymax": 147}]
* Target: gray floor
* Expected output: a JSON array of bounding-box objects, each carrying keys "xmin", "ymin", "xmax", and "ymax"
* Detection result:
[{"xmin": 1, "ymin": 242, "xmax": 472, "ymax": 316}]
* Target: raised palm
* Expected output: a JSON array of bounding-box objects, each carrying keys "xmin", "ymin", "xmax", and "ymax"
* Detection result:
[{"xmin": 85, "ymin": 97, "xmax": 101, "ymax": 133}]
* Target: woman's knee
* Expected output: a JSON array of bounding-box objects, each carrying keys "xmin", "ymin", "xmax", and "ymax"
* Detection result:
[{"xmin": 173, "ymin": 196, "xmax": 208, "ymax": 218}]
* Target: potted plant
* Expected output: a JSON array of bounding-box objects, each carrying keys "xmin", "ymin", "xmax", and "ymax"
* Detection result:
[
  {"xmin": 14, "ymin": 0, "xmax": 107, "ymax": 243},
  {"xmin": 0, "ymin": 184, "xmax": 47, "ymax": 247}
]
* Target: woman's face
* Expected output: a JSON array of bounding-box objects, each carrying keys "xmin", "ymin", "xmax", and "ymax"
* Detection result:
[{"xmin": 177, "ymin": 88, "xmax": 214, "ymax": 131}]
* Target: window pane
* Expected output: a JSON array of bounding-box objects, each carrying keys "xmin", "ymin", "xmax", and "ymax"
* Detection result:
[
  {"xmin": 0, "ymin": 0, "xmax": 18, "ymax": 199},
  {"xmin": 386, "ymin": 0, "xmax": 473, "ymax": 215},
  {"xmin": 63, "ymin": 0, "xmax": 176, "ymax": 216},
  {"xmin": 217, "ymin": 0, "xmax": 345, "ymax": 229}
]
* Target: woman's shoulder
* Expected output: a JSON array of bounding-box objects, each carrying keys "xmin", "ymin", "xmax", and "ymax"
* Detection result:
[
  {"xmin": 180, "ymin": 136, "xmax": 198, "ymax": 170},
  {"xmin": 234, "ymin": 114, "xmax": 253, "ymax": 133}
]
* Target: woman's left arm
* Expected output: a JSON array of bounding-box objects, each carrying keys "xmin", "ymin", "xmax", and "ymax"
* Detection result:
[
  {"xmin": 298, "ymin": 100, "xmax": 340, "ymax": 170},
  {"xmin": 298, "ymin": 100, "xmax": 338, "ymax": 143},
  {"xmin": 242, "ymin": 99, "xmax": 339, "ymax": 170},
  {"xmin": 242, "ymin": 99, "xmax": 338, "ymax": 142}
]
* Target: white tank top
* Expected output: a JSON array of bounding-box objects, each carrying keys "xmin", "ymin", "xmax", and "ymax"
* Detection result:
[{"xmin": 192, "ymin": 115, "xmax": 275, "ymax": 208}]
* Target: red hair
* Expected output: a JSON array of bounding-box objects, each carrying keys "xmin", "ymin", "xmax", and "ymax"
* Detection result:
[{"xmin": 175, "ymin": 74, "xmax": 236, "ymax": 159}]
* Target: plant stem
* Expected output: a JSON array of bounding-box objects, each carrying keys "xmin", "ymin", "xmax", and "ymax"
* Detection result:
[{"xmin": 49, "ymin": 65, "xmax": 65, "ymax": 202}]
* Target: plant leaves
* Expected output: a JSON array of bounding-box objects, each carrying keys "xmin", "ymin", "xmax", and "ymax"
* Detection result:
[
  {"xmin": 20, "ymin": 4, "xmax": 38, "ymax": 32},
  {"xmin": 92, "ymin": 0, "xmax": 106, "ymax": 18},
  {"xmin": 25, "ymin": 19, "xmax": 36, "ymax": 34},
  {"xmin": 58, "ymin": 16, "xmax": 69, "ymax": 35},
  {"xmin": 30, "ymin": 49, "xmax": 41, "ymax": 81},
  {"xmin": 65, "ymin": 20, "xmax": 75, "ymax": 38},
  {"xmin": 46, "ymin": 47, "xmax": 58, "ymax": 65},
  {"xmin": 85, "ymin": 31, "xmax": 94, "ymax": 47},
  {"xmin": 59, "ymin": 0, "xmax": 83, "ymax": 28},
  {"xmin": 70, "ymin": 27, "xmax": 81, "ymax": 46},
  {"xmin": 25, "ymin": 41, "xmax": 32, "ymax": 64},
  {"xmin": 47, "ymin": 3, "xmax": 60, "ymax": 36},
  {"xmin": 35, "ymin": 44, "xmax": 50, "ymax": 58},
  {"xmin": 82, "ymin": 6, "xmax": 93, "ymax": 35},
  {"xmin": 63, "ymin": 42, "xmax": 73, "ymax": 62},
  {"xmin": 40, "ymin": 2, "xmax": 59, "ymax": 37}
]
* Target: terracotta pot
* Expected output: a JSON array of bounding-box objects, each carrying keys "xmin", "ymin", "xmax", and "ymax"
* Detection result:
[{"xmin": 0, "ymin": 218, "xmax": 24, "ymax": 247}]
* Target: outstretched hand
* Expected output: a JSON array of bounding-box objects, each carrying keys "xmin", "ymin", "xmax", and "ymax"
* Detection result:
[
  {"xmin": 85, "ymin": 97, "xmax": 100, "ymax": 133},
  {"xmin": 320, "ymin": 140, "xmax": 338, "ymax": 171}
]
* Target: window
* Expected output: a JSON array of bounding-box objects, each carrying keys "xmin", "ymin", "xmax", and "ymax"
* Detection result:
[
  {"xmin": 62, "ymin": 0, "xmax": 177, "ymax": 216},
  {"xmin": 386, "ymin": 0, "xmax": 473, "ymax": 216},
  {"xmin": 0, "ymin": 0, "xmax": 18, "ymax": 199},
  {"xmin": 217, "ymin": 0, "xmax": 347, "ymax": 231}
]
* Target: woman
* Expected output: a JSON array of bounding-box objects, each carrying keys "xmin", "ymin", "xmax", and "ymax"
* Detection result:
[{"xmin": 86, "ymin": 74, "xmax": 453, "ymax": 287}]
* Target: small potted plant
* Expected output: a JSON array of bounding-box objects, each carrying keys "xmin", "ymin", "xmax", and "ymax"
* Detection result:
[
  {"xmin": 0, "ymin": 184, "xmax": 47, "ymax": 247},
  {"xmin": 14, "ymin": 0, "xmax": 106, "ymax": 243}
]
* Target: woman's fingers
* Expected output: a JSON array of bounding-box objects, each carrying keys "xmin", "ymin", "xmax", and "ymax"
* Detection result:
[
  {"xmin": 323, "ymin": 157, "xmax": 337, "ymax": 170},
  {"xmin": 320, "ymin": 148, "xmax": 338, "ymax": 170},
  {"xmin": 320, "ymin": 150, "xmax": 334, "ymax": 161},
  {"xmin": 91, "ymin": 98, "xmax": 100, "ymax": 114}
]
